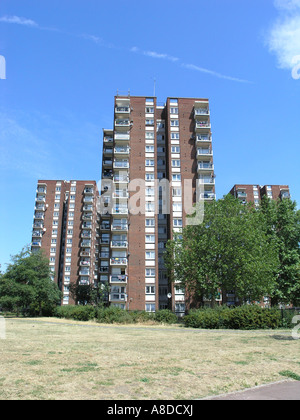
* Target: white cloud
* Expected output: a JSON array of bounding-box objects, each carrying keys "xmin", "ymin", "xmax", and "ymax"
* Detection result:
[
  {"xmin": 266, "ymin": 1, "xmax": 300, "ymax": 69},
  {"xmin": 182, "ymin": 63, "xmax": 252, "ymax": 83},
  {"xmin": 143, "ymin": 50, "xmax": 179, "ymax": 62},
  {"xmin": 0, "ymin": 15, "xmax": 38, "ymax": 27}
]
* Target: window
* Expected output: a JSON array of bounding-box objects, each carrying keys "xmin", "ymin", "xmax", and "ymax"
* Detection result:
[
  {"xmin": 56, "ymin": 187, "xmax": 61, "ymax": 192},
  {"xmin": 67, "ymin": 239, "xmax": 73, "ymax": 244},
  {"xmin": 146, "ymin": 218, "xmax": 155, "ymax": 227},
  {"xmin": 173, "ymin": 202, "xmax": 182, "ymax": 212},
  {"xmin": 145, "ymin": 251, "xmax": 155, "ymax": 260},
  {"xmin": 52, "ymin": 229, "xmax": 58, "ymax": 235},
  {"xmin": 65, "ymin": 266, "xmax": 71, "ymax": 272},
  {"xmin": 145, "ymin": 303, "xmax": 156, "ymax": 312},
  {"xmin": 67, "ymin": 229, "xmax": 73, "ymax": 235},
  {"xmin": 52, "ymin": 220, "xmax": 58, "ymax": 226},
  {"xmin": 172, "ymin": 188, "xmax": 182, "ymax": 197},
  {"xmin": 157, "ymin": 121, "xmax": 165, "ymax": 129},
  {"xmin": 50, "ymin": 247, "xmax": 56, "ymax": 253},
  {"xmin": 175, "ymin": 303, "xmax": 185, "ymax": 313},
  {"xmin": 172, "ymin": 174, "xmax": 181, "ymax": 182},
  {"xmin": 170, "ymin": 107, "xmax": 178, "ymax": 114},
  {"xmin": 145, "ymin": 202, "xmax": 155, "ymax": 212},
  {"xmin": 171, "ymin": 120, "xmax": 179, "ymax": 126},
  {"xmin": 173, "ymin": 219, "xmax": 183, "ymax": 227},
  {"xmin": 146, "ymin": 286, "xmax": 155, "ymax": 294},
  {"xmin": 145, "ymin": 268, "xmax": 155, "ymax": 277},
  {"xmin": 146, "ymin": 145, "xmax": 155, "ymax": 153},
  {"xmin": 54, "ymin": 203, "xmax": 60, "ymax": 209},
  {"xmin": 68, "ymin": 220, "xmax": 74, "ymax": 226},
  {"xmin": 171, "ymin": 159, "xmax": 180, "ymax": 167},
  {"xmin": 55, "ymin": 194, "xmax": 60, "ymax": 199},
  {"xmin": 146, "ymin": 187, "xmax": 155, "ymax": 196},
  {"xmin": 146, "ymin": 159, "xmax": 155, "ymax": 167},
  {"xmin": 71, "ymin": 186, "xmax": 76, "ymax": 192},
  {"xmin": 65, "ymin": 257, "xmax": 71, "ymax": 263},
  {"xmin": 50, "ymin": 257, "xmax": 55, "ymax": 262},
  {"xmin": 53, "ymin": 212, "xmax": 59, "ymax": 217},
  {"xmin": 146, "ymin": 107, "xmax": 154, "ymax": 113},
  {"xmin": 51, "ymin": 239, "xmax": 57, "ymax": 244},
  {"xmin": 146, "ymin": 235, "xmax": 155, "ymax": 243},
  {"xmin": 171, "ymin": 133, "xmax": 179, "ymax": 140},
  {"xmin": 70, "ymin": 195, "xmax": 76, "ymax": 200},
  {"xmin": 145, "ymin": 132, "xmax": 154, "ymax": 139},
  {"xmin": 66, "ymin": 248, "xmax": 72, "ymax": 253},
  {"xmin": 145, "ymin": 173, "xmax": 155, "ymax": 181},
  {"xmin": 157, "ymin": 159, "xmax": 165, "ymax": 166},
  {"xmin": 146, "ymin": 119, "xmax": 154, "ymax": 126},
  {"xmin": 171, "ymin": 146, "xmax": 180, "ymax": 153}
]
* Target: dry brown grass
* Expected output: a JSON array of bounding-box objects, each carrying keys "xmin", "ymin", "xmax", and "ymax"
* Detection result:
[{"xmin": 0, "ymin": 317, "xmax": 299, "ymax": 400}]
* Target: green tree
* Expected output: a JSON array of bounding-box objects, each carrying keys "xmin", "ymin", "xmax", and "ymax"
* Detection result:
[
  {"xmin": 259, "ymin": 197, "xmax": 300, "ymax": 306},
  {"xmin": 165, "ymin": 194, "xmax": 279, "ymax": 307},
  {"xmin": 69, "ymin": 281, "xmax": 109, "ymax": 307},
  {"xmin": 0, "ymin": 247, "xmax": 62, "ymax": 315}
]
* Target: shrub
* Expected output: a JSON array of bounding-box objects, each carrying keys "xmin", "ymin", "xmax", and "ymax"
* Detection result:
[
  {"xmin": 54, "ymin": 305, "xmax": 96, "ymax": 321},
  {"xmin": 154, "ymin": 309, "xmax": 178, "ymax": 324},
  {"xmin": 183, "ymin": 305, "xmax": 281, "ymax": 330},
  {"xmin": 96, "ymin": 306, "xmax": 133, "ymax": 324}
]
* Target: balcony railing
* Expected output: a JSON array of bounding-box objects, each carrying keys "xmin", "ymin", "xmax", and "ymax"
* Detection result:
[
  {"xmin": 195, "ymin": 108, "xmax": 209, "ymax": 116},
  {"xmin": 237, "ymin": 192, "xmax": 247, "ymax": 198},
  {"xmin": 84, "ymin": 188, "xmax": 94, "ymax": 194},
  {"xmin": 113, "ymin": 176, "xmax": 129, "ymax": 183},
  {"xmin": 112, "ymin": 191, "xmax": 129, "ymax": 199},
  {"xmin": 115, "ymin": 106, "xmax": 130, "ymax": 113},
  {"xmin": 80, "ymin": 261, "xmax": 90, "ymax": 266},
  {"xmin": 110, "ymin": 275, "xmax": 128, "ymax": 283},
  {"xmin": 81, "ymin": 241, "xmax": 91, "ymax": 247},
  {"xmin": 197, "ymin": 148, "xmax": 213, "ymax": 156},
  {"xmin": 109, "ymin": 293, "xmax": 127, "ymax": 302},
  {"xmin": 196, "ymin": 135, "xmax": 212, "ymax": 143},
  {"xmin": 100, "ymin": 223, "xmax": 110, "ymax": 230},
  {"xmin": 34, "ymin": 213, "xmax": 44, "ymax": 219},
  {"xmin": 195, "ymin": 121, "xmax": 211, "ymax": 129},
  {"xmin": 201, "ymin": 192, "xmax": 216, "ymax": 200},
  {"xmin": 115, "ymin": 119, "xmax": 130, "ymax": 127},
  {"xmin": 114, "ymin": 146, "xmax": 130, "ymax": 155},
  {"xmin": 113, "ymin": 161, "xmax": 129, "ymax": 169},
  {"xmin": 110, "ymin": 257, "xmax": 128, "ymax": 266},
  {"xmin": 32, "ymin": 241, "xmax": 42, "ymax": 247},
  {"xmin": 111, "ymin": 224, "xmax": 128, "ymax": 231},
  {"xmin": 79, "ymin": 270, "xmax": 90, "ymax": 276},
  {"xmin": 112, "ymin": 207, "xmax": 128, "ymax": 215},
  {"xmin": 198, "ymin": 162, "xmax": 214, "ymax": 171},
  {"xmin": 81, "ymin": 232, "xmax": 92, "ymax": 238},
  {"xmin": 32, "ymin": 231, "xmax": 43, "ymax": 237},
  {"xmin": 114, "ymin": 132, "xmax": 130, "ymax": 141},
  {"xmin": 111, "ymin": 240, "xmax": 128, "ymax": 248},
  {"xmin": 198, "ymin": 178, "xmax": 215, "ymax": 184}
]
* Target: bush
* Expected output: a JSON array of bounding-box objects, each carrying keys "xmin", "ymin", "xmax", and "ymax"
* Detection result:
[
  {"xmin": 154, "ymin": 309, "xmax": 179, "ymax": 324},
  {"xmin": 183, "ymin": 305, "xmax": 281, "ymax": 330},
  {"xmin": 96, "ymin": 306, "xmax": 133, "ymax": 324},
  {"xmin": 54, "ymin": 305, "xmax": 96, "ymax": 321}
]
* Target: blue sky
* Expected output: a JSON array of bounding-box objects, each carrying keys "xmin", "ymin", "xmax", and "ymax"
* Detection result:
[{"xmin": 0, "ymin": 0, "xmax": 300, "ymax": 271}]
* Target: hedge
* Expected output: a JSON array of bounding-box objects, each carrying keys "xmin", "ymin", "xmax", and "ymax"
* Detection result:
[
  {"xmin": 54, "ymin": 306, "xmax": 178, "ymax": 325},
  {"xmin": 183, "ymin": 305, "xmax": 282, "ymax": 330}
]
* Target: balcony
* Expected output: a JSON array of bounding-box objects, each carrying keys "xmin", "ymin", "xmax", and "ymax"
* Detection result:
[
  {"xmin": 201, "ymin": 192, "xmax": 216, "ymax": 200},
  {"xmin": 103, "ymin": 147, "xmax": 113, "ymax": 155},
  {"xmin": 103, "ymin": 159, "xmax": 113, "ymax": 167},
  {"xmin": 100, "ymin": 223, "xmax": 110, "ymax": 231},
  {"xmin": 112, "ymin": 207, "xmax": 128, "ymax": 215},
  {"xmin": 32, "ymin": 241, "xmax": 42, "ymax": 247},
  {"xmin": 34, "ymin": 213, "xmax": 45, "ymax": 220},
  {"xmin": 83, "ymin": 197, "xmax": 93, "ymax": 204},
  {"xmin": 32, "ymin": 231, "xmax": 43, "ymax": 238},
  {"xmin": 196, "ymin": 135, "xmax": 212, "ymax": 145},
  {"xmin": 81, "ymin": 240, "xmax": 91, "ymax": 247},
  {"xmin": 197, "ymin": 162, "xmax": 214, "ymax": 172},
  {"xmin": 36, "ymin": 195, "xmax": 46, "ymax": 203},
  {"xmin": 115, "ymin": 106, "xmax": 130, "ymax": 114},
  {"xmin": 111, "ymin": 223, "xmax": 128, "ymax": 232},
  {"xmin": 109, "ymin": 293, "xmax": 127, "ymax": 302},
  {"xmin": 33, "ymin": 222, "xmax": 44, "ymax": 229},
  {"xmin": 37, "ymin": 187, "xmax": 46, "ymax": 194},
  {"xmin": 80, "ymin": 251, "xmax": 91, "ymax": 257},
  {"xmin": 104, "ymin": 136, "xmax": 114, "ymax": 144},
  {"xmin": 114, "ymin": 132, "xmax": 130, "ymax": 142},
  {"xmin": 280, "ymin": 191, "xmax": 290, "ymax": 199},
  {"xmin": 115, "ymin": 119, "xmax": 130, "ymax": 128},
  {"xmin": 110, "ymin": 274, "xmax": 128, "ymax": 284},
  {"xmin": 100, "ymin": 252, "xmax": 109, "ymax": 259},
  {"xmin": 113, "ymin": 160, "xmax": 129, "ymax": 169},
  {"xmin": 198, "ymin": 177, "xmax": 215, "ymax": 185},
  {"xmin": 197, "ymin": 148, "xmax": 213, "ymax": 157},
  {"xmin": 80, "ymin": 260, "xmax": 90, "ymax": 266},
  {"xmin": 112, "ymin": 191, "xmax": 129, "ymax": 199},
  {"xmin": 114, "ymin": 146, "xmax": 130, "ymax": 156},
  {"xmin": 81, "ymin": 232, "xmax": 92, "ymax": 239},
  {"xmin": 194, "ymin": 108, "xmax": 209, "ymax": 116},
  {"xmin": 83, "ymin": 205, "xmax": 93, "ymax": 212},
  {"xmin": 195, "ymin": 121, "xmax": 211, "ymax": 130},
  {"xmin": 111, "ymin": 240, "xmax": 128, "ymax": 248},
  {"xmin": 110, "ymin": 257, "xmax": 128, "ymax": 266},
  {"xmin": 84, "ymin": 187, "xmax": 94, "ymax": 195},
  {"xmin": 99, "ymin": 266, "xmax": 109, "ymax": 273},
  {"xmin": 237, "ymin": 192, "xmax": 247, "ymax": 198},
  {"xmin": 35, "ymin": 204, "xmax": 46, "ymax": 211},
  {"xmin": 82, "ymin": 222, "xmax": 92, "ymax": 229},
  {"xmin": 113, "ymin": 175, "xmax": 129, "ymax": 184},
  {"xmin": 79, "ymin": 269, "xmax": 90, "ymax": 276}
]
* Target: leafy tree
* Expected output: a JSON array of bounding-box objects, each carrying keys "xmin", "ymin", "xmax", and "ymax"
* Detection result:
[
  {"xmin": 165, "ymin": 194, "xmax": 279, "ymax": 307},
  {"xmin": 0, "ymin": 247, "xmax": 61, "ymax": 315},
  {"xmin": 259, "ymin": 197, "xmax": 300, "ymax": 306},
  {"xmin": 69, "ymin": 281, "xmax": 109, "ymax": 307}
]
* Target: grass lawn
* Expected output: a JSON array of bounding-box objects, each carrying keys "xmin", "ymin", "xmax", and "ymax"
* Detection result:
[{"xmin": 0, "ymin": 317, "xmax": 299, "ymax": 400}]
